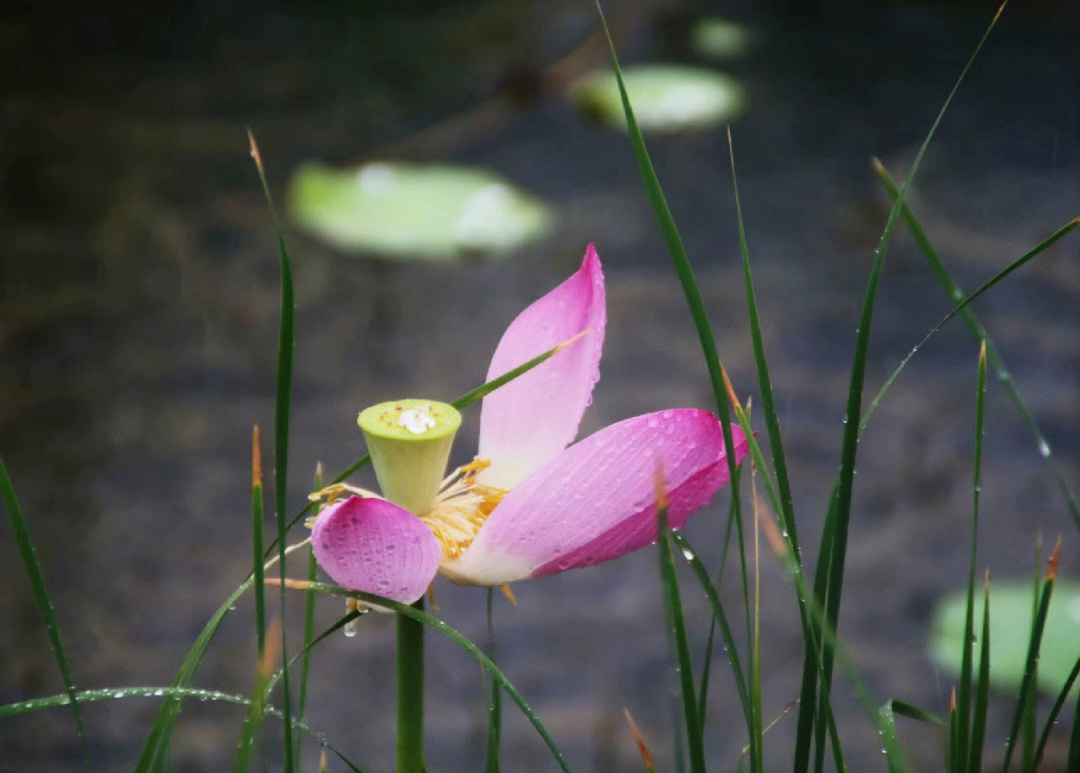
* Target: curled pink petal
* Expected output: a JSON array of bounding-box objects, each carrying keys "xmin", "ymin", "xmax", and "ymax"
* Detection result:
[
  {"xmin": 442, "ymin": 409, "xmax": 748, "ymax": 585},
  {"xmin": 311, "ymin": 496, "xmax": 441, "ymax": 604},
  {"xmin": 478, "ymin": 244, "xmax": 605, "ymax": 490}
]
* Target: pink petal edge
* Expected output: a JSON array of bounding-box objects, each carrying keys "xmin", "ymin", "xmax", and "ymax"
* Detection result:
[
  {"xmin": 477, "ymin": 244, "xmax": 605, "ymax": 490},
  {"xmin": 311, "ymin": 496, "xmax": 441, "ymax": 604},
  {"xmin": 442, "ymin": 409, "xmax": 748, "ymax": 585}
]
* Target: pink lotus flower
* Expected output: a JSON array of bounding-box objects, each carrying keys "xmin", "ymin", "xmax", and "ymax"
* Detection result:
[{"xmin": 310, "ymin": 245, "xmax": 749, "ymax": 603}]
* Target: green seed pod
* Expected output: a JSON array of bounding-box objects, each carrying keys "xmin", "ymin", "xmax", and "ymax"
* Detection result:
[{"xmin": 357, "ymin": 399, "xmax": 461, "ymax": 515}]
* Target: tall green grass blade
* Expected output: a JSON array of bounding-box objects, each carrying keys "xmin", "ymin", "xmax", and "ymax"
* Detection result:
[
  {"xmin": 1032, "ymin": 653, "xmax": 1080, "ymax": 770},
  {"xmin": 958, "ymin": 343, "xmax": 988, "ymax": 766},
  {"xmin": 251, "ymin": 427, "xmax": 267, "ymax": 659},
  {"xmin": 970, "ymin": 577, "xmax": 991, "ymax": 772},
  {"xmin": 727, "ymin": 130, "xmax": 799, "ymax": 560},
  {"xmin": 1003, "ymin": 543, "xmax": 1059, "ymax": 772},
  {"xmin": 249, "ymin": 130, "xmax": 296, "ymax": 772},
  {"xmin": 0, "ymin": 458, "xmax": 91, "ymax": 769},
  {"xmin": 750, "ymin": 476, "xmax": 764, "ymax": 773},
  {"xmin": 794, "ymin": 8, "xmax": 1006, "ymax": 770},
  {"xmin": 296, "ymin": 465, "xmax": 324, "ymax": 766},
  {"xmin": 271, "ymin": 580, "xmax": 573, "ymax": 773},
  {"xmin": 1, "ymin": 685, "xmax": 367, "ymax": 773},
  {"xmin": 656, "ymin": 500, "xmax": 706, "ymax": 773},
  {"xmin": 592, "ymin": 2, "xmax": 752, "ymax": 661},
  {"xmin": 873, "ymin": 161, "xmax": 1080, "ymax": 529},
  {"xmin": 485, "ymin": 588, "xmax": 502, "ymax": 773}
]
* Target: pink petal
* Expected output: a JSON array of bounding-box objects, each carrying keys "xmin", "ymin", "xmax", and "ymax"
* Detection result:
[
  {"xmin": 442, "ymin": 409, "xmax": 748, "ymax": 585},
  {"xmin": 478, "ymin": 244, "xmax": 605, "ymax": 490},
  {"xmin": 311, "ymin": 496, "xmax": 441, "ymax": 604}
]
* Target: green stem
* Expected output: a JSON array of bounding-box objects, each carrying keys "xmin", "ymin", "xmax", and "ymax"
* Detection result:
[{"xmin": 397, "ymin": 599, "xmax": 425, "ymax": 773}]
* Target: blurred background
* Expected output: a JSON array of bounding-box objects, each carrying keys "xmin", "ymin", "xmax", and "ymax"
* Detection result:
[{"xmin": 1, "ymin": 0, "xmax": 1078, "ymax": 770}]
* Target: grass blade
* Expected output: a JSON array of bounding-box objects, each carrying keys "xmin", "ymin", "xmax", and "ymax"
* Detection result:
[
  {"xmin": 873, "ymin": 161, "xmax": 1080, "ymax": 529},
  {"xmin": 1, "ymin": 685, "xmax": 368, "ymax": 773},
  {"xmin": 592, "ymin": 3, "xmax": 753, "ymax": 676},
  {"xmin": 794, "ymin": 8, "xmax": 1007, "ymax": 769},
  {"xmin": 958, "ymin": 342, "xmax": 988, "ymax": 765},
  {"xmin": 0, "ymin": 458, "xmax": 91, "ymax": 769},
  {"xmin": 1003, "ymin": 540, "xmax": 1060, "ymax": 772},
  {"xmin": 251, "ymin": 426, "xmax": 267, "ymax": 660},
  {"xmin": 1032, "ymin": 653, "xmax": 1080, "ymax": 770},
  {"xmin": 969, "ymin": 575, "xmax": 991, "ymax": 772},
  {"xmin": 674, "ymin": 533, "xmax": 752, "ymax": 735},
  {"xmin": 655, "ymin": 486, "xmax": 706, "ymax": 773},
  {"xmin": 249, "ymin": 129, "xmax": 296, "ymax": 772},
  {"xmin": 295, "ymin": 464, "xmax": 324, "ymax": 766},
  {"xmin": 727, "ymin": 130, "xmax": 799, "ymax": 560},
  {"xmin": 887, "ymin": 700, "xmax": 944, "ymax": 727},
  {"xmin": 269, "ymin": 579, "xmax": 574, "ymax": 773}
]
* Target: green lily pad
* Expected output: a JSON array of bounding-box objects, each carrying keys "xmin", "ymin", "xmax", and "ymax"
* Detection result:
[
  {"xmin": 690, "ymin": 19, "xmax": 756, "ymax": 61},
  {"xmin": 288, "ymin": 162, "xmax": 553, "ymax": 259},
  {"xmin": 569, "ymin": 64, "xmax": 745, "ymax": 133},
  {"xmin": 928, "ymin": 579, "xmax": 1080, "ymax": 697}
]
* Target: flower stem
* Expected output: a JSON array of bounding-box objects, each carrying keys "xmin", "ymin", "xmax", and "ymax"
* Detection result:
[{"xmin": 396, "ymin": 599, "xmax": 425, "ymax": 773}]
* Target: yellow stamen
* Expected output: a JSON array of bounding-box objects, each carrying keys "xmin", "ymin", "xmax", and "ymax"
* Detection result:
[
  {"xmin": 306, "ymin": 459, "xmax": 507, "ymax": 562},
  {"xmin": 421, "ymin": 457, "xmax": 508, "ymax": 560}
]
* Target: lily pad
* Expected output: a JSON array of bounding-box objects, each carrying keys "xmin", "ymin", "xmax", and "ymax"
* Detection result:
[
  {"xmin": 569, "ymin": 64, "xmax": 745, "ymax": 133},
  {"xmin": 288, "ymin": 162, "xmax": 553, "ymax": 259},
  {"xmin": 690, "ymin": 18, "xmax": 756, "ymax": 61},
  {"xmin": 928, "ymin": 579, "xmax": 1080, "ymax": 697}
]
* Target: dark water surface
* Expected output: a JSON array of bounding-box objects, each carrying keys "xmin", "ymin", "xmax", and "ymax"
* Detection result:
[{"xmin": 2, "ymin": 1, "xmax": 1078, "ymax": 770}]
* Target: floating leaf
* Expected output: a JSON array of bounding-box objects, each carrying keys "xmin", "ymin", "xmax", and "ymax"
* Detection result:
[
  {"xmin": 288, "ymin": 162, "xmax": 553, "ymax": 259},
  {"xmin": 928, "ymin": 579, "xmax": 1080, "ymax": 697},
  {"xmin": 690, "ymin": 19, "xmax": 756, "ymax": 61},
  {"xmin": 569, "ymin": 64, "xmax": 745, "ymax": 133}
]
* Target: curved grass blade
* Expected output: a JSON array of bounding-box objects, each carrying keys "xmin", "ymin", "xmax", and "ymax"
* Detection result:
[
  {"xmin": 1032, "ymin": 653, "xmax": 1080, "ymax": 770},
  {"xmin": 1003, "ymin": 541, "xmax": 1060, "ymax": 772},
  {"xmin": 271, "ymin": 579, "xmax": 574, "ymax": 773},
  {"xmin": 0, "ymin": 458, "xmax": 91, "ymax": 769},
  {"xmin": 0, "ymin": 686, "xmax": 366, "ymax": 773},
  {"xmin": 676, "ymin": 529, "xmax": 897, "ymax": 771},
  {"xmin": 794, "ymin": 8, "xmax": 1007, "ymax": 769},
  {"xmin": 656, "ymin": 497, "xmax": 706, "ymax": 773},
  {"xmin": 873, "ymin": 161, "xmax": 1080, "ymax": 529},
  {"xmin": 137, "ymin": 334, "xmax": 577, "ymax": 769}
]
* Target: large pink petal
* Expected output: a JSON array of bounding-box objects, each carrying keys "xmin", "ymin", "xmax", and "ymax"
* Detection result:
[
  {"xmin": 311, "ymin": 496, "xmax": 441, "ymax": 604},
  {"xmin": 477, "ymin": 244, "xmax": 605, "ymax": 490},
  {"xmin": 441, "ymin": 409, "xmax": 748, "ymax": 585}
]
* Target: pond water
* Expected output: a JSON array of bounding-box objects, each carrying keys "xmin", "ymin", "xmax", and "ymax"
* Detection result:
[{"xmin": 1, "ymin": 1, "xmax": 1077, "ymax": 770}]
